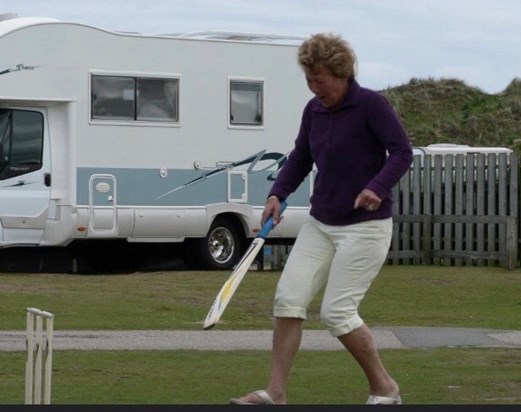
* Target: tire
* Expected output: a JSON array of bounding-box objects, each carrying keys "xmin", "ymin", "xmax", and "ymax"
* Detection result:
[{"xmin": 184, "ymin": 216, "xmax": 246, "ymax": 270}]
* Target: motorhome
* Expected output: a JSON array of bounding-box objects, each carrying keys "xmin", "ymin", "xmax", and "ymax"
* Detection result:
[
  {"xmin": 0, "ymin": 14, "xmax": 314, "ymax": 272},
  {"xmin": 413, "ymin": 143, "xmax": 513, "ymax": 157},
  {"xmin": 412, "ymin": 143, "xmax": 513, "ymax": 167}
]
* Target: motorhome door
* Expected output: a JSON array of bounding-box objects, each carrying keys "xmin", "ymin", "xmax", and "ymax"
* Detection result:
[
  {"xmin": 88, "ymin": 174, "xmax": 117, "ymax": 235},
  {"xmin": 0, "ymin": 107, "xmax": 51, "ymax": 245}
]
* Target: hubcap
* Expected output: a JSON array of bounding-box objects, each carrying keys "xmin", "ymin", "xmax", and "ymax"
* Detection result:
[{"xmin": 208, "ymin": 227, "xmax": 234, "ymax": 264}]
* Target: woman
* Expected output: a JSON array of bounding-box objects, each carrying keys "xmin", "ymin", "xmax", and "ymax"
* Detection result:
[{"xmin": 231, "ymin": 33, "xmax": 413, "ymax": 405}]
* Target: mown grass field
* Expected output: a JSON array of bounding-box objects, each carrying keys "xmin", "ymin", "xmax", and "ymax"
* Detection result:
[
  {"xmin": 1, "ymin": 265, "xmax": 520, "ymax": 331},
  {"xmin": 1, "ymin": 265, "xmax": 520, "ymax": 404}
]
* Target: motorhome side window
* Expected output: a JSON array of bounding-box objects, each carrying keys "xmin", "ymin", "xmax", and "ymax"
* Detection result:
[
  {"xmin": 229, "ymin": 80, "xmax": 263, "ymax": 126},
  {"xmin": 0, "ymin": 109, "xmax": 44, "ymax": 180},
  {"xmin": 91, "ymin": 75, "xmax": 179, "ymax": 122}
]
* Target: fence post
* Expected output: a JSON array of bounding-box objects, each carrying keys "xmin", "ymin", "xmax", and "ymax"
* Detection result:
[
  {"xmin": 422, "ymin": 215, "xmax": 432, "ymax": 264},
  {"xmin": 506, "ymin": 216, "xmax": 518, "ymax": 270}
]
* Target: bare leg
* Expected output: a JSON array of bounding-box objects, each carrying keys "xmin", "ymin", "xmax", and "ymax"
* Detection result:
[
  {"xmin": 338, "ymin": 324, "xmax": 399, "ymax": 397},
  {"xmin": 234, "ymin": 317, "xmax": 303, "ymax": 404}
]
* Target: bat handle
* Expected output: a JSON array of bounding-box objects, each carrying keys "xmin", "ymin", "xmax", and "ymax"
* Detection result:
[{"xmin": 257, "ymin": 201, "xmax": 287, "ymax": 239}]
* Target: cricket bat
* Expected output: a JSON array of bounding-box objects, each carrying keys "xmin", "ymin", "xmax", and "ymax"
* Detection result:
[{"xmin": 203, "ymin": 201, "xmax": 287, "ymax": 330}]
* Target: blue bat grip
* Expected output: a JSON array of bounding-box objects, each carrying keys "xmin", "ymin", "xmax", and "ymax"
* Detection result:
[{"xmin": 257, "ymin": 201, "xmax": 287, "ymax": 239}]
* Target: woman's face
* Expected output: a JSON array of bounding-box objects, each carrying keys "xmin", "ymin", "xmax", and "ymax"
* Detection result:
[{"xmin": 304, "ymin": 66, "xmax": 348, "ymax": 110}]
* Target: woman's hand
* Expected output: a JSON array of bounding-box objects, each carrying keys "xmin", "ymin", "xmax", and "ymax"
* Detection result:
[
  {"xmin": 256, "ymin": 196, "xmax": 284, "ymax": 232},
  {"xmin": 354, "ymin": 189, "xmax": 381, "ymax": 211}
]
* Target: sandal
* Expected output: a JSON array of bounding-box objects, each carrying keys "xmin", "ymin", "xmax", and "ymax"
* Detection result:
[
  {"xmin": 366, "ymin": 394, "xmax": 402, "ymax": 404},
  {"xmin": 230, "ymin": 389, "xmax": 276, "ymax": 405}
]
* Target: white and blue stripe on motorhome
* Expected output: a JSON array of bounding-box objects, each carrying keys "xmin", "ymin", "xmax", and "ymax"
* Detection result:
[{"xmin": 76, "ymin": 167, "xmax": 313, "ymax": 207}]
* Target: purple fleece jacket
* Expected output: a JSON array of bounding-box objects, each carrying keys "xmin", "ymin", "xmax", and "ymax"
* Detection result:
[{"xmin": 269, "ymin": 80, "xmax": 413, "ymax": 226}]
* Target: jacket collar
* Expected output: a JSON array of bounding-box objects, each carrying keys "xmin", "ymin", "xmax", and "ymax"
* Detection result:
[{"xmin": 310, "ymin": 79, "xmax": 360, "ymax": 113}]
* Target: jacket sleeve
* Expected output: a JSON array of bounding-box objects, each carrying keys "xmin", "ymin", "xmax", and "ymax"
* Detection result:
[{"xmin": 365, "ymin": 93, "xmax": 413, "ymax": 197}]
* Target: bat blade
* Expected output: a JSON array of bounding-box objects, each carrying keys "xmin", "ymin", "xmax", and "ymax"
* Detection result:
[
  {"xmin": 203, "ymin": 201, "xmax": 287, "ymax": 330},
  {"xmin": 203, "ymin": 238, "xmax": 264, "ymax": 330}
]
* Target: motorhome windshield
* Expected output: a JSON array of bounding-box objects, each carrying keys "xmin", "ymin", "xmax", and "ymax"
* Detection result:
[{"xmin": 0, "ymin": 108, "xmax": 44, "ymax": 179}]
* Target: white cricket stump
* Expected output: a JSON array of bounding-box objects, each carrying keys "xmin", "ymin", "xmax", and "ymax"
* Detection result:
[{"xmin": 25, "ymin": 307, "xmax": 54, "ymax": 405}]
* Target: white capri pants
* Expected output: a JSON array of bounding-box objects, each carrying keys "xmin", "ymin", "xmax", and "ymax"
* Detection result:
[{"xmin": 274, "ymin": 216, "xmax": 393, "ymax": 337}]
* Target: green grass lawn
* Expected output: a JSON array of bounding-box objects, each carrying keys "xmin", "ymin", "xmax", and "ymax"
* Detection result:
[
  {"xmin": 1, "ymin": 348, "xmax": 520, "ymax": 404},
  {"xmin": 1, "ymin": 265, "xmax": 521, "ymax": 331},
  {"xmin": 1, "ymin": 265, "xmax": 520, "ymax": 404}
]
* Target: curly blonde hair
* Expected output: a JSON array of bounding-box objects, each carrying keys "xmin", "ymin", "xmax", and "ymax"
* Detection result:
[{"xmin": 298, "ymin": 33, "xmax": 357, "ymax": 81}]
